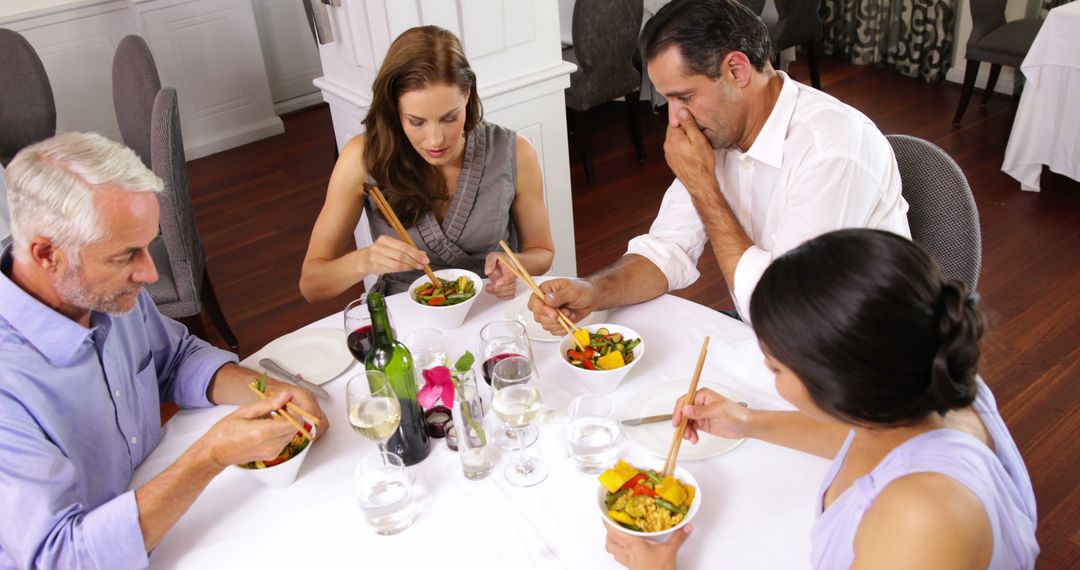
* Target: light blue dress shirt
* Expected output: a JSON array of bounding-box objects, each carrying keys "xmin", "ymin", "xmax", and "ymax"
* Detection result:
[{"xmin": 0, "ymin": 246, "xmax": 237, "ymax": 569}]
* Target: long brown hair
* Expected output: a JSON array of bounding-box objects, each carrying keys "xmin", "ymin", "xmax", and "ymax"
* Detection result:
[{"xmin": 362, "ymin": 26, "xmax": 483, "ymax": 226}]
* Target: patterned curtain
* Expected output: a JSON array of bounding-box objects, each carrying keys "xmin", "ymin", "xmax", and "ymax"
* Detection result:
[
  {"xmin": 820, "ymin": 0, "xmax": 955, "ymax": 83},
  {"xmin": 1041, "ymin": 0, "xmax": 1073, "ymax": 18}
]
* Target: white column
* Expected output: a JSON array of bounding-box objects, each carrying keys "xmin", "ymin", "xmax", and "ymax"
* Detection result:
[{"xmin": 313, "ymin": 0, "xmax": 578, "ymax": 279}]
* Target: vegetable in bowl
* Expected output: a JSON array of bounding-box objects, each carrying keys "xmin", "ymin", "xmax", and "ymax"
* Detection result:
[
  {"xmin": 599, "ymin": 460, "xmax": 696, "ymax": 534},
  {"xmin": 567, "ymin": 327, "xmax": 641, "ymax": 371},
  {"xmin": 413, "ymin": 276, "xmax": 476, "ymax": 307}
]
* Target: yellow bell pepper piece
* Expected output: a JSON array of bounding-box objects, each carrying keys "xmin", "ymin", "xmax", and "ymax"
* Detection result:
[
  {"xmin": 613, "ymin": 459, "xmax": 639, "ymax": 479},
  {"xmin": 599, "ymin": 469, "xmax": 632, "ymax": 493},
  {"xmin": 573, "ymin": 329, "xmax": 591, "ymax": 348},
  {"xmin": 682, "ymin": 483, "xmax": 696, "ymax": 508},
  {"xmin": 597, "ymin": 350, "xmax": 625, "ymax": 370},
  {"xmin": 608, "ymin": 510, "xmax": 636, "ymax": 526},
  {"xmin": 656, "ymin": 475, "xmax": 687, "ymax": 506}
]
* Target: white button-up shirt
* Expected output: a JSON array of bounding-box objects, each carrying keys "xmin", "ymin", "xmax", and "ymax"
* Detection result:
[{"xmin": 627, "ymin": 72, "xmax": 911, "ymax": 319}]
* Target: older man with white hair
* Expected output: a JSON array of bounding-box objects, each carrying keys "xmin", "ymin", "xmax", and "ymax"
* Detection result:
[{"xmin": 0, "ymin": 132, "xmax": 329, "ymax": 569}]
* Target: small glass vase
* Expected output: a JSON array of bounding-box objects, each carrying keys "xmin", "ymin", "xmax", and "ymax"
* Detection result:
[{"xmin": 452, "ymin": 369, "xmax": 493, "ymax": 480}]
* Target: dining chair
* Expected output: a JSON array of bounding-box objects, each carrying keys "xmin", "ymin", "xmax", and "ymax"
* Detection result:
[
  {"xmin": 952, "ymin": 0, "xmax": 1042, "ymax": 125},
  {"xmin": 112, "ymin": 35, "xmax": 239, "ymax": 349},
  {"xmin": 563, "ymin": 0, "xmax": 646, "ymax": 184},
  {"xmin": 0, "ymin": 29, "xmax": 56, "ymax": 167},
  {"xmin": 887, "ymin": 135, "xmax": 982, "ymax": 290},
  {"xmin": 766, "ymin": 0, "xmax": 823, "ymax": 89}
]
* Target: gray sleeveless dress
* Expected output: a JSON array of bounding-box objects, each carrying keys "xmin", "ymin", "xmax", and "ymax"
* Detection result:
[{"xmin": 367, "ymin": 121, "xmax": 518, "ymax": 295}]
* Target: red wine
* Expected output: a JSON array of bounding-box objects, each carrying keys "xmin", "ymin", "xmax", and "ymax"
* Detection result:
[
  {"xmin": 347, "ymin": 325, "xmax": 373, "ymax": 362},
  {"xmin": 482, "ymin": 353, "xmax": 526, "ymax": 385}
]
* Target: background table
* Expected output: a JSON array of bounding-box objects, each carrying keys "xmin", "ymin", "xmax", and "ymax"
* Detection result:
[
  {"xmin": 131, "ymin": 286, "xmax": 830, "ymax": 569},
  {"xmin": 1002, "ymin": 1, "xmax": 1080, "ymax": 191}
]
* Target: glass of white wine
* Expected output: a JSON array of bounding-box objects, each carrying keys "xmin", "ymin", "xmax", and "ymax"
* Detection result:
[
  {"xmin": 347, "ymin": 371, "xmax": 402, "ymax": 458},
  {"xmin": 491, "ymin": 355, "xmax": 548, "ymax": 487}
]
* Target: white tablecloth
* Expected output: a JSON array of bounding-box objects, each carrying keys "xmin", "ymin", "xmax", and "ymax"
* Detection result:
[
  {"xmin": 132, "ymin": 286, "xmax": 830, "ymax": 569},
  {"xmin": 1002, "ymin": 1, "xmax": 1080, "ymax": 191}
]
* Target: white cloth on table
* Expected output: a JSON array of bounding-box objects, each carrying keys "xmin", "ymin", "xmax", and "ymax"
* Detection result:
[
  {"xmin": 0, "ymin": 164, "xmax": 11, "ymax": 249},
  {"xmin": 626, "ymin": 72, "xmax": 911, "ymax": 319},
  {"xmin": 1002, "ymin": 1, "xmax": 1080, "ymax": 191}
]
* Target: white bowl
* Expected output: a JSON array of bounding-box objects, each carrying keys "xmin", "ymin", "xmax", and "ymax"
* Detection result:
[
  {"xmin": 406, "ymin": 268, "xmax": 482, "ymax": 331},
  {"xmin": 558, "ymin": 323, "xmax": 644, "ymax": 395},
  {"xmin": 233, "ymin": 424, "xmax": 317, "ymax": 489},
  {"xmin": 597, "ymin": 460, "xmax": 700, "ymax": 542}
]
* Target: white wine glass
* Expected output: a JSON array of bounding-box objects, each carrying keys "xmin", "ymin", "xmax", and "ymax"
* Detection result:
[
  {"xmin": 347, "ymin": 371, "xmax": 402, "ymax": 460},
  {"xmin": 491, "ymin": 355, "xmax": 548, "ymax": 487}
]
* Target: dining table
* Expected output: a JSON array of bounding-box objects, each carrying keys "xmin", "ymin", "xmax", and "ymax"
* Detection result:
[
  {"xmin": 1001, "ymin": 0, "xmax": 1080, "ymax": 191},
  {"xmin": 130, "ymin": 283, "xmax": 832, "ymax": 569}
]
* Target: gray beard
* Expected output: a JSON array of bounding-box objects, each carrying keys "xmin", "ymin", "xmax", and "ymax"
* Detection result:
[{"xmin": 56, "ymin": 264, "xmax": 139, "ymax": 316}]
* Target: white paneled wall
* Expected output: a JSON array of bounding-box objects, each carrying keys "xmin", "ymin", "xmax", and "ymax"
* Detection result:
[
  {"xmin": 251, "ymin": 0, "xmax": 324, "ymax": 114},
  {"xmin": 317, "ymin": 0, "xmax": 579, "ymax": 278}
]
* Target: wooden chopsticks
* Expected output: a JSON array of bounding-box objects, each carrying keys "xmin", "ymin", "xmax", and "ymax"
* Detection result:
[
  {"xmin": 663, "ymin": 336, "xmax": 710, "ymax": 477},
  {"xmin": 496, "ymin": 240, "xmax": 585, "ymax": 349},
  {"xmin": 248, "ymin": 382, "xmax": 317, "ymax": 442},
  {"xmin": 367, "ymin": 185, "xmax": 440, "ymax": 288}
]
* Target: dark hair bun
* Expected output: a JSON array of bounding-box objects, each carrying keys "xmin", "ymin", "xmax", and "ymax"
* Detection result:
[{"xmin": 929, "ymin": 280, "xmax": 984, "ymax": 413}]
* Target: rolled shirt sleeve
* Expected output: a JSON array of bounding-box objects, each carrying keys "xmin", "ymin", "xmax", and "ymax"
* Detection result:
[
  {"xmin": 0, "ymin": 403, "xmax": 149, "ymax": 570},
  {"xmin": 625, "ymin": 178, "xmax": 709, "ymax": 292}
]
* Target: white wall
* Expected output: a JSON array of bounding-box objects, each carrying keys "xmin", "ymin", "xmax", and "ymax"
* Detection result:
[{"xmin": 946, "ymin": 0, "xmax": 1041, "ymax": 93}]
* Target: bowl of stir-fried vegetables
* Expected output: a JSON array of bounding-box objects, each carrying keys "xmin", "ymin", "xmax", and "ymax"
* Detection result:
[
  {"xmin": 407, "ymin": 268, "xmax": 481, "ymax": 330},
  {"xmin": 597, "ymin": 459, "xmax": 700, "ymax": 541},
  {"xmin": 234, "ymin": 423, "xmax": 317, "ymax": 489},
  {"xmin": 559, "ymin": 324, "xmax": 644, "ymax": 394}
]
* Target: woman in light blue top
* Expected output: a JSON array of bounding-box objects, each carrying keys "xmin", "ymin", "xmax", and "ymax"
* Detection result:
[{"xmin": 605, "ymin": 229, "xmax": 1038, "ymax": 569}]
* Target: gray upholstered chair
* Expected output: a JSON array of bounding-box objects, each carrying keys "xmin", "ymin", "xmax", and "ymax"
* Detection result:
[
  {"xmin": 112, "ymin": 35, "xmax": 160, "ymax": 168},
  {"xmin": 887, "ymin": 135, "xmax": 982, "ymax": 290},
  {"xmin": 952, "ymin": 0, "xmax": 1041, "ymax": 125},
  {"xmin": 112, "ymin": 36, "xmax": 238, "ymax": 349},
  {"xmin": 768, "ymin": 0, "xmax": 823, "ymax": 89},
  {"xmin": 0, "ymin": 29, "xmax": 56, "ymax": 167},
  {"xmin": 563, "ymin": 0, "xmax": 646, "ymax": 184}
]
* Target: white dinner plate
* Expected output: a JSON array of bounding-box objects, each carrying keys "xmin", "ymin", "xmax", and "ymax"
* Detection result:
[
  {"xmin": 621, "ymin": 381, "xmax": 747, "ymax": 461},
  {"xmin": 503, "ymin": 291, "xmax": 609, "ymax": 342},
  {"xmin": 240, "ymin": 328, "xmax": 354, "ymax": 386}
]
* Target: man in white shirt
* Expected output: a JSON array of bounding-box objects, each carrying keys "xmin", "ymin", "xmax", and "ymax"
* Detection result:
[{"xmin": 529, "ymin": 0, "xmax": 910, "ymax": 329}]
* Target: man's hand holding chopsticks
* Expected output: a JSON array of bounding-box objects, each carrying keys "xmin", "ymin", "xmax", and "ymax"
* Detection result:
[
  {"xmin": 199, "ymin": 391, "xmax": 305, "ymax": 469},
  {"xmin": 526, "ymin": 278, "xmax": 597, "ymax": 334}
]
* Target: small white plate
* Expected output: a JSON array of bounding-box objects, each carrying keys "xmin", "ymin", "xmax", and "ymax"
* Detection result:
[
  {"xmin": 621, "ymin": 381, "xmax": 746, "ymax": 461},
  {"xmin": 503, "ymin": 291, "xmax": 609, "ymax": 342},
  {"xmin": 240, "ymin": 328, "xmax": 354, "ymax": 386}
]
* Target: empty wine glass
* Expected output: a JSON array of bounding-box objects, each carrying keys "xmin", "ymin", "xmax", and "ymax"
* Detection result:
[
  {"xmin": 347, "ymin": 371, "xmax": 401, "ymax": 458},
  {"xmin": 479, "ymin": 320, "xmax": 538, "ymax": 449},
  {"xmin": 491, "ymin": 355, "xmax": 548, "ymax": 487}
]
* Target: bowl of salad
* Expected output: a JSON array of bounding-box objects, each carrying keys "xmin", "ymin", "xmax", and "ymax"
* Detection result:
[
  {"xmin": 233, "ymin": 423, "xmax": 317, "ymax": 489},
  {"xmin": 597, "ymin": 458, "xmax": 700, "ymax": 542},
  {"xmin": 559, "ymin": 324, "xmax": 644, "ymax": 394},
  {"xmin": 407, "ymin": 268, "xmax": 482, "ymax": 330}
]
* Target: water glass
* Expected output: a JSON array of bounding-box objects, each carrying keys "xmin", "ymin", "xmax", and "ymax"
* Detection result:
[
  {"xmin": 355, "ymin": 452, "xmax": 417, "ymax": 535},
  {"xmin": 567, "ymin": 394, "xmax": 621, "ymax": 473},
  {"xmin": 402, "ymin": 328, "xmax": 448, "ymax": 373}
]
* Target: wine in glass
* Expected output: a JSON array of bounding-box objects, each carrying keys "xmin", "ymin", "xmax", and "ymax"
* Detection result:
[
  {"xmin": 345, "ymin": 297, "xmax": 374, "ymax": 363},
  {"xmin": 491, "ymin": 355, "xmax": 548, "ymax": 487},
  {"xmin": 479, "ymin": 320, "xmax": 538, "ymax": 449},
  {"xmin": 347, "ymin": 371, "xmax": 402, "ymax": 456}
]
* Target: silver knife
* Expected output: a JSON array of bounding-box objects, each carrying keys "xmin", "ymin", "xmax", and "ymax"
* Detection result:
[
  {"xmin": 621, "ymin": 413, "xmax": 674, "ymax": 426},
  {"xmin": 259, "ymin": 357, "xmax": 331, "ymax": 400}
]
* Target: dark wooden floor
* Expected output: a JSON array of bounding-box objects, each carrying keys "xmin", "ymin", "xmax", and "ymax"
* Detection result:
[{"xmin": 186, "ymin": 56, "xmax": 1079, "ymax": 567}]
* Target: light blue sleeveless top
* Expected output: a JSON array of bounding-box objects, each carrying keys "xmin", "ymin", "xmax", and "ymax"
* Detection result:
[{"xmin": 811, "ymin": 380, "xmax": 1039, "ymax": 569}]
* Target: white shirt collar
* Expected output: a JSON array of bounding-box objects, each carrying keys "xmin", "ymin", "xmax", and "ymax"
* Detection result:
[{"xmin": 742, "ymin": 71, "xmax": 799, "ymax": 169}]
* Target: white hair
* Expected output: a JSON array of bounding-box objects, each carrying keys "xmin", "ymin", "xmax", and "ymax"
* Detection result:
[{"xmin": 4, "ymin": 132, "xmax": 163, "ymax": 264}]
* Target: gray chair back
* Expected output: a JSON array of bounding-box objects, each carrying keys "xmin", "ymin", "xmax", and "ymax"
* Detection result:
[
  {"xmin": 0, "ymin": 29, "xmax": 56, "ymax": 166},
  {"xmin": 112, "ymin": 35, "xmax": 161, "ymax": 168},
  {"xmin": 969, "ymin": 0, "xmax": 1009, "ymax": 48},
  {"xmin": 564, "ymin": 0, "xmax": 643, "ymax": 111},
  {"xmin": 145, "ymin": 87, "xmax": 206, "ymax": 318},
  {"xmin": 887, "ymin": 135, "xmax": 982, "ymax": 290}
]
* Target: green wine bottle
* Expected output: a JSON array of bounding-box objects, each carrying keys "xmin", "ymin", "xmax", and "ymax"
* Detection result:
[{"xmin": 364, "ymin": 292, "xmax": 431, "ymax": 465}]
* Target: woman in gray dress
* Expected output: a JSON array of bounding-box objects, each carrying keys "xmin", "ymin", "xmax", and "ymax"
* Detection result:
[{"xmin": 300, "ymin": 26, "xmax": 554, "ymax": 300}]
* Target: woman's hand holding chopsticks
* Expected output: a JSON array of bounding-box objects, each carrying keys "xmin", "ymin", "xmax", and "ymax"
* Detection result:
[
  {"xmin": 484, "ymin": 253, "xmax": 519, "ymax": 299},
  {"xmin": 359, "ymin": 235, "xmax": 431, "ymax": 275}
]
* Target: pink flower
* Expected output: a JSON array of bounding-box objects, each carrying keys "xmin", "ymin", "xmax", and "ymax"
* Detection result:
[{"xmin": 418, "ymin": 365, "xmax": 455, "ymax": 410}]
